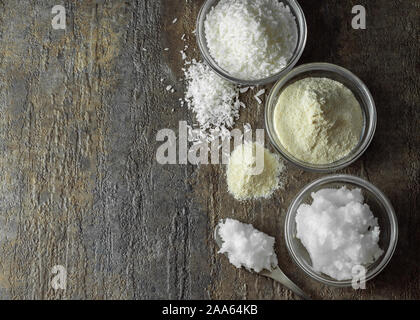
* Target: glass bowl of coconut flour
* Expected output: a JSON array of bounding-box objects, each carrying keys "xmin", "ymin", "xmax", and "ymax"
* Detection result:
[
  {"xmin": 196, "ymin": 0, "xmax": 307, "ymax": 85},
  {"xmin": 285, "ymin": 175, "xmax": 398, "ymax": 287},
  {"xmin": 265, "ymin": 63, "xmax": 377, "ymax": 172}
]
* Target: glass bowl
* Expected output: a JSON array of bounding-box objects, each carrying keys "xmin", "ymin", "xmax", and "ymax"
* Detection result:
[
  {"xmin": 265, "ymin": 63, "xmax": 377, "ymax": 172},
  {"xmin": 196, "ymin": 0, "xmax": 307, "ymax": 85},
  {"xmin": 285, "ymin": 175, "xmax": 398, "ymax": 287}
]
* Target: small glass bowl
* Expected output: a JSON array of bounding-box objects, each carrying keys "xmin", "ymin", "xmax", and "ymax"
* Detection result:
[
  {"xmin": 196, "ymin": 0, "xmax": 307, "ymax": 85},
  {"xmin": 265, "ymin": 63, "xmax": 377, "ymax": 172},
  {"xmin": 285, "ymin": 175, "xmax": 398, "ymax": 287}
]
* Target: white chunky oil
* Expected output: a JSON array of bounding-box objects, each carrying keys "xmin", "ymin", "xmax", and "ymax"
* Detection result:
[
  {"xmin": 218, "ymin": 219, "xmax": 278, "ymax": 273},
  {"xmin": 296, "ymin": 187, "xmax": 383, "ymax": 280}
]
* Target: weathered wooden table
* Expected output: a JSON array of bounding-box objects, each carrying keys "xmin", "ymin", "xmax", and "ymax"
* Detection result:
[{"xmin": 0, "ymin": 0, "xmax": 418, "ymax": 300}]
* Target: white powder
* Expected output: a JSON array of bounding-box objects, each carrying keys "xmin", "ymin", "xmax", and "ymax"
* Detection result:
[
  {"xmin": 296, "ymin": 187, "xmax": 384, "ymax": 281},
  {"xmin": 184, "ymin": 60, "xmax": 244, "ymax": 144},
  {"xmin": 204, "ymin": 0, "xmax": 298, "ymax": 80},
  {"xmin": 218, "ymin": 219, "xmax": 278, "ymax": 273}
]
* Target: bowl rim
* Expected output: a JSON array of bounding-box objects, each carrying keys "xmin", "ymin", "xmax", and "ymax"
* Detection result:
[
  {"xmin": 284, "ymin": 174, "xmax": 399, "ymax": 287},
  {"xmin": 265, "ymin": 62, "xmax": 377, "ymax": 173},
  {"xmin": 196, "ymin": 0, "xmax": 308, "ymax": 85}
]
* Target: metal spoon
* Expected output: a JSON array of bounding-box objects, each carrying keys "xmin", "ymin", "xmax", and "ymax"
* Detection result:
[{"xmin": 214, "ymin": 224, "xmax": 311, "ymax": 300}]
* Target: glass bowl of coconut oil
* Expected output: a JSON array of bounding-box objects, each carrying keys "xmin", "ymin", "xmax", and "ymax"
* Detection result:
[
  {"xmin": 285, "ymin": 175, "xmax": 398, "ymax": 287},
  {"xmin": 196, "ymin": 0, "xmax": 307, "ymax": 85},
  {"xmin": 265, "ymin": 63, "xmax": 377, "ymax": 172}
]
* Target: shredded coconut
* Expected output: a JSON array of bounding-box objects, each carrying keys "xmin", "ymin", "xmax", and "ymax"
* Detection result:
[
  {"xmin": 254, "ymin": 89, "xmax": 266, "ymax": 104},
  {"xmin": 184, "ymin": 60, "xmax": 245, "ymax": 145},
  {"xmin": 204, "ymin": 0, "xmax": 298, "ymax": 80},
  {"xmin": 218, "ymin": 218, "xmax": 278, "ymax": 273},
  {"xmin": 255, "ymin": 89, "xmax": 265, "ymax": 97}
]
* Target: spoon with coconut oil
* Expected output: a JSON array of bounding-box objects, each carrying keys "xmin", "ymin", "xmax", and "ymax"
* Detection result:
[{"xmin": 214, "ymin": 224, "xmax": 311, "ymax": 300}]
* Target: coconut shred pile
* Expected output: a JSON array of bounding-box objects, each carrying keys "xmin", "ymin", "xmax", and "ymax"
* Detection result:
[
  {"xmin": 184, "ymin": 60, "xmax": 245, "ymax": 144},
  {"xmin": 205, "ymin": 0, "xmax": 298, "ymax": 80}
]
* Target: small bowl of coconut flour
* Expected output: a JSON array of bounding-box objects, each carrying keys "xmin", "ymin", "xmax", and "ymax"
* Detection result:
[
  {"xmin": 197, "ymin": 0, "xmax": 307, "ymax": 85},
  {"xmin": 285, "ymin": 175, "xmax": 398, "ymax": 287},
  {"xmin": 265, "ymin": 63, "xmax": 377, "ymax": 172}
]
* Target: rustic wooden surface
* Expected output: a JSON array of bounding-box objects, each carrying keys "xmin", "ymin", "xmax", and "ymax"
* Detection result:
[{"xmin": 0, "ymin": 0, "xmax": 418, "ymax": 300}]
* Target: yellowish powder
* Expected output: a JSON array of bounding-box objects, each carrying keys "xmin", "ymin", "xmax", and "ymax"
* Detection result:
[
  {"xmin": 273, "ymin": 77, "xmax": 363, "ymax": 164},
  {"xmin": 227, "ymin": 142, "xmax": 285, "ymax": 200}
]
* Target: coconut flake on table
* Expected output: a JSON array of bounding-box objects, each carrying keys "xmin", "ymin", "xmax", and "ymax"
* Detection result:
[
  {"xmin": 183, "ymin": 60, "xmax": 245, "ymax": 145},
  {"xmin": 255, "ymin": 89, "xmax": 265, "ymax": 97},
  {"xmin": 217, "ymin": 219, "xmax": 278, "ymax": 273},
  {"xmin": 204, "ymin": 0, "xmax": 298, "ymax": 80},
  {"xmin": 254, "ymin": 89, "xmax": 266, "ymax": 104}
]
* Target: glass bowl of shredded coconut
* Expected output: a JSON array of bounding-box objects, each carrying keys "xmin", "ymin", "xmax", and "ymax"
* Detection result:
[
  {"xmin": 285, "ymin": 175, "xmax": 398, "ymax": 287},
  {"xmin": 197, "ymin": 0, "xmax": 307, "ymax": 85},
  {"xmin": 265, "ymin": 63, "xmax": 377, "ymax": 172}
]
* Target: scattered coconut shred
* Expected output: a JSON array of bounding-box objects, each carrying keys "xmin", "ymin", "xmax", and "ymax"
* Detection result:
[
  {"xmin": 227, "ymin": 142, "xmax": 286, "ymax": 200},
  {"xmin": 204, "ymin": 0, "xmax": 298, "ymax": 80},
  {"xmin": 183, "ymin": 60, "xmax": 245, "ymax": 144},
  {"xmin": 218, "ymin": 218, "xmax": 278, "ymax": 273}
]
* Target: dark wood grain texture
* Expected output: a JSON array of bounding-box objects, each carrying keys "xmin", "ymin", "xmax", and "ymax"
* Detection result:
[{"xmin": 0, "ymin": 0, "xmax": 418, "ymax": 299}]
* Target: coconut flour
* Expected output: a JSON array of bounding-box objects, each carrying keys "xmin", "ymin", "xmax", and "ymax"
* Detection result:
[
  {"xmin": 226, "ymin": 142, "xmax": 285, "ymax": 200},
  {"xmin": 274, "ymin": 77, "xmax": 363, "ymax": 164}
]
